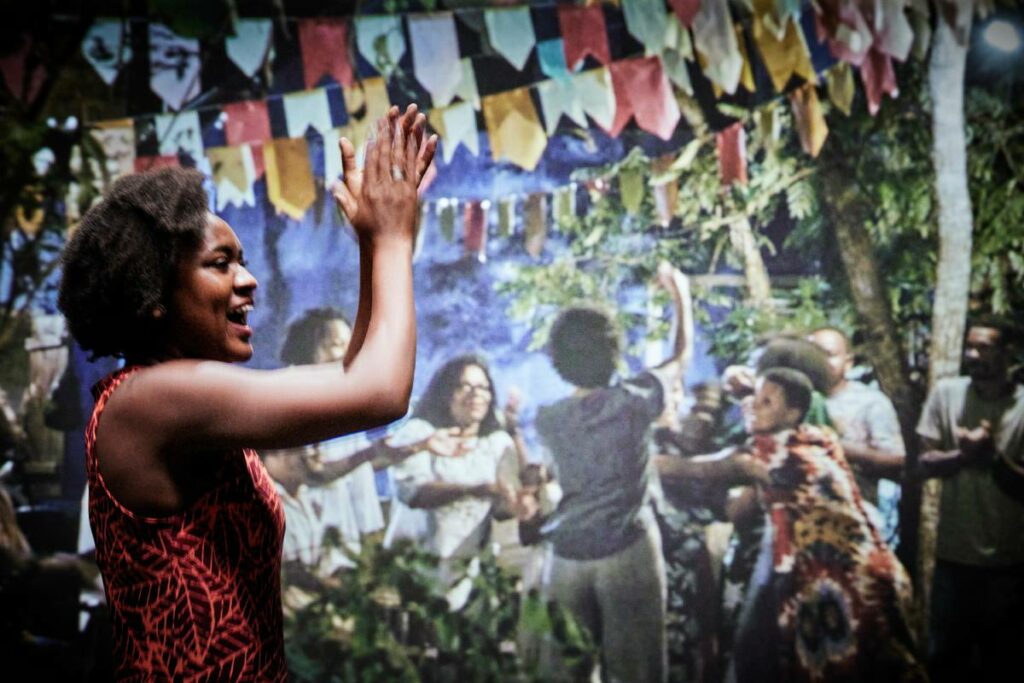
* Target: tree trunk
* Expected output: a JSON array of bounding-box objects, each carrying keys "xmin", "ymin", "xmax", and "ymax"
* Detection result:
[
  {"xmin": 918, "ymin": 0, "xmax": 975, "ymax": 643},
  {"xmin": 819, "ymin": 165, "xmax": 924, "ymax": 574},
  {"xmin": 728, "ymin": 216, "xmax": 773, "ymax": 306}
]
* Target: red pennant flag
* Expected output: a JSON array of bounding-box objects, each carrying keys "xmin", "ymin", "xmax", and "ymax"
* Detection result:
[
  {"xmin": 558, "ymin": 5, "xmax": 611, "ymax": 70},
  {"xmin": 134, "ymin": 155, "xmax": 180, "ymax": 173},
  {"xmin": 669, "ymin": 0, "xmax": 701, "ymax": 28},
  {"xmin": 463, "ymin": 200, "xmax": 487, "ymax": 259},
  {"xmin": 716, "ymin": 122, "xmax": 748, "ymax": 187},
  {"xmin": 859, "ymin": 47, "xmax": 898, "ymax": 116},
  {"xmin": 223, "ymin": 100, "xmax": 271, "ymax": 145},
  {"xmin": 0, "ymin": 34, "xmax": 45, "ymax": 103},
  {"xmin": 223, "ymin": 100, "xmax": 271, "ymax": 177},
  {"xmin": 607, "ymin": 57, "xmax": 681, "ymax": 140},
  {"xmin": 298, "ymin": 19, "xmax": 355, "ymax": 89}
]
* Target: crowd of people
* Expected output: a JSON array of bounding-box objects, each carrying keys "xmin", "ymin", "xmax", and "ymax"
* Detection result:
[{"xmin": 1, "ymin": 106, "xmax": 1022, "ymax": 682}]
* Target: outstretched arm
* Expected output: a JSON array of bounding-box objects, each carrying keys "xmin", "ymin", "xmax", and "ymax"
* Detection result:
[
  {"xmin": 337, "ymin": 105, "xmax": 437, "ymax": 368},
  {"xmin": 656, "ymin": 447, "xmax": 770, "ymax": 488},
  {"xmin": 649, "ymin": 262, "xmax": 693, "ymax": 385}
]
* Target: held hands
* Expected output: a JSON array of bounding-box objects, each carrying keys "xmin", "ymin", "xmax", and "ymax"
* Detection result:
[
  {"xmin": 331, "ymin": 104, "xmax": 438, "ymax": 243},
  {"xmin": 956, "ymin": 420, "xmax": 995, "ymax": 465}
]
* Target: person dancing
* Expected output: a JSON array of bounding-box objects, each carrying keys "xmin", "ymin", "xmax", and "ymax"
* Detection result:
[{"xmin": 57, "ymin": 106, "xmax": 435, "ymax": 681}]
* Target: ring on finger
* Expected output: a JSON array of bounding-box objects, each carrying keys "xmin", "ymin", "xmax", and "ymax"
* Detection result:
[{"xmin": 391, "ymin": 164, "xmax": 406, "ymax": 181}]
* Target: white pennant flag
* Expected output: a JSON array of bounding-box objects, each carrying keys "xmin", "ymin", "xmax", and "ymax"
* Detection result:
[
  {"xmin": 226, "ymin": 19, "xmax": 273, "ymax": 78},
  {"xmin": 484, "ymin": 7, "xmax": 536, "ymax": 70},
  {"xmin": 83, "ymin": 19, "xmax": 132, "ymax": 86},
  {"xmin": 409, "ymin": 13, "xmax": 462, "ymax": 107},
  {"xmin": 283, "ymin": 88, "xmax": 333, "ymax": 137},
  {"xmin": 155, "ymin": 110, "xmax": 204, "ymax": 163},
  {"xmin": 355, "ymin": 15, "xmax": 406, "ymax": 77},
  {"xmin": 536, "ymin": 79, "xmax": 586, "ymax": 135},
  {"xmin": 693, "ymin": 0, "xmax": 742, "ymax": 95},
  {"xmin": 572, "ymin": 68, "xmax": 616, "ymax": 131},
  {"xmin": 322, "ymin": 127, "xmax": 344, "ymax": 188},
  {"xmin": 149, "ymin": 24, "xmax": 201, "ymax": 110},
  {"xmin": 437, "ymin": 102, "xmax": 479, "ymax": 163}
]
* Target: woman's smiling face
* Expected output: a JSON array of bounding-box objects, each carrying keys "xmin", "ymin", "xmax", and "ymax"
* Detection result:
[
  {"xmin": 165, "ymin": 214, "xmax": 258, "ymax": 362},
  {"xmin": 449, "ymin": 364, "xmax": 493, "ymax": 430}
]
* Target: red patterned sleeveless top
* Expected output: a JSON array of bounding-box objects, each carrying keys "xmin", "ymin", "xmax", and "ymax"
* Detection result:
[{"xmin": 85, "ymin": 367, "xmax": 288, "ymax": 682}]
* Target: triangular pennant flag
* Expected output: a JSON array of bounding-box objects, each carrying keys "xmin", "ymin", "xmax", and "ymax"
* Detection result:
[
  {"xmin": 91, "ymin": 119, "xmax": 135, "ymax": 182},
  {"xmin": 524, "ymin": 193, "xmax": 548, "ymax": 258},
  {"xmin": 538, "ymin": 39, "xmax": 570, "ymax": 81},
  {"xmin": 1, "ymin": 34, "xmax": 45, "ymax": 103},
  {"xmin": 429, "ymin": 101, "xmax": 480, "ymax": 163},
  {"xmin": 789, "ymin": 83, "xmax": 828, "ymax": 157},
  {"xmin": 573, "ymin": 67, "xmax": 616, "ymax": 131},
  {"xmin": 409, "ymin": 13, "xmax": 462, "ymax": 107},
  {"xmin": 827, "ymin": 61, "xmax": 855, "ymax": 115},
  {"xmin": 662, "ymin": 15, "xmax": 695, "ymax": 94},
  {"xmin": 284, "ymin": 88, "xmax": 333, "ymax": 137},
  {"xmin": 207, "ymin": 145, "xmax": 257, "ymax": 210},
  {"xmin": 149, "ymin": 24, "xmax": 200, "ymax": 110},
  {"xmin": 716, "ymin": 122, "xmax": 748, "ymax": 186},
  {"xmin": 226, "ymin": 19, "xmax": 272, "ymax": 78},
  {"xmin": 482, "ymin": 87, "xmax": 547, "ymax": 171},
  {"xmin": 463, "ymin": 200, "xmax": 488, "ymax": 260},
  {"xmin": 484, "ymin": 7, "xmax": 536, "ymax": 71},
  {"xmin": 753, "ymin": 5, "xmax": 818, "ymax": 92},
  {"xmin": 669, "ymin": 0, "xmax": 701, "ymax": 27},
  {"xmin": 735, "ymin": 24, "xmax": 756, "ymax": 93},
  {"xmin": 620, "ymin": 167, "xmax": 645, "ymax": 215},
  {"xmin": 878, "ymin": 0, "xmax": 914, "ymax": 61},
  {"xmin": 343, "ymin": 77, "xmax": 392, "ymax": 164},
  {"xmin": 265, "ymin": 138, "xmax": 316, "ymax": 220},
  {"xmin": 497, "ymin": 196, "xmax": 516, "ymax": 237},
  {"xmin": 693, "ymin": 0, "xmax": 743, "ymax": 95},
  {"xmin": 156, "ymin": 111, "xmax": 204, "ymax": 163},
  {"xmin": 558, "ymin": 5, "xmax": 611, "ymax": 70},
  {"xmin": 537, "ymin": 78, "xmax": 587, "ymax": 134},
  {"xmin": 82, "ymin": 20, "xmax": 132, "ymax": 86},
  {"xmin": 298, "ymin": 18, "xmax": 354, "ymax": 88},
  {"xmin": 223, "ymin": 100, "xmax": 271, "ymax": 145},
  {"xmin": 860, "ymin": 47, "xmax": 898, "ymax": 116},
  {"xmin": 607, "ymin": 57, "xmax": 681, "ymax": 140},
  {"xmin": 437, "ymin": 199, "xmax": 457, "ymax": 242},
  {"xmin": 355, "ymin": 15, "xmax": 406, "ymax": 77},
  {"xmin": 623, "ymin": 0, "xmax": 670, "ymax": 55},
  {"xmin": 453, "ymin": 58, "xmax": 481, "ymax": 109},
  {"xmin": 829, "ymin": 1, "xmax": 874, "ymax": 66}
]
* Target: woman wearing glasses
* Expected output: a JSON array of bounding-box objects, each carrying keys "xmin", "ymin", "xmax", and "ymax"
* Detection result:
[{"xmin": 384, "ymin": 354, "xmax": 520, "ymax": 575}]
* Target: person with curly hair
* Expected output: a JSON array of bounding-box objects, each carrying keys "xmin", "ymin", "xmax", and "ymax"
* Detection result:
[
  {"xmin": 58, "ymin": 106, "xmax": 436, "ymax": 681},
  {"xmin": 533, "ymin": 262, "xmax": 691, "ymax": 683}
]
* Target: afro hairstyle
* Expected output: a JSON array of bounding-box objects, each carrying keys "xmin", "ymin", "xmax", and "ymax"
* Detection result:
[
  {"xmin": 547, "ymin": 306, "xmax": 621, "ymax": 388},
  {"xmin": 58, "ymin": 168, "xmax": 209, "ymax": 360}
]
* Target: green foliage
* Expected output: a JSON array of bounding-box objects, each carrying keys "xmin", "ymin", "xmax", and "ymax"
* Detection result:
[
  {"xmin": 964, "ymin": 89, "xmax": 1024, "ymax": 316},
  {"xmin": 696, "ymin": 277, "xmax": 856, "ymax": 365},
  {"xmin": 283, "ymin": 537, "xmax": 595, "ymax": 682}
]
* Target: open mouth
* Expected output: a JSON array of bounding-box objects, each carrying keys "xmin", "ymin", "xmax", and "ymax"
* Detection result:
[{"xmin": 227, "ymin": 304, "xmax": 253, "ymax": 326}]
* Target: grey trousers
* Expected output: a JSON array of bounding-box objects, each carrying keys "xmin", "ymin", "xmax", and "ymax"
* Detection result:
[{"xmin": 540, "ymin": 513, "xmax": 667, "ymax": 683}]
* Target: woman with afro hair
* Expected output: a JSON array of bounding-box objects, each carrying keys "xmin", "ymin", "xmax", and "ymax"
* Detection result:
[{"xmin": 58, "ymin": 106, "xmax": 435, "ymax": 681}]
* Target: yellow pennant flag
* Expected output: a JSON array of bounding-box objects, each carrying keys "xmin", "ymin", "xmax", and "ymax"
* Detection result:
[
  {"xmin": 827, "ymin": 62, "xmax": 855, "ymax": 116},
  {"xmin": 482, "ymin": 87, "xmax": 548, "ymax": 171},
  {"xmin": 753, "ymin": 15, "xmax": 818, "ymax": 93},
  {"xmin": 265, "ymin": 138, "xmax": 316, "ymax": 220},
  {"xmin": 789, "ymin": 84, "xmax": 828, "ymax": 158}
]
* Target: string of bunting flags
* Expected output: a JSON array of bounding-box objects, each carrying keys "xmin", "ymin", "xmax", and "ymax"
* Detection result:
[{"xmin": 35, "ymin": 0, "xmax": 942, "ymax": 249}]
